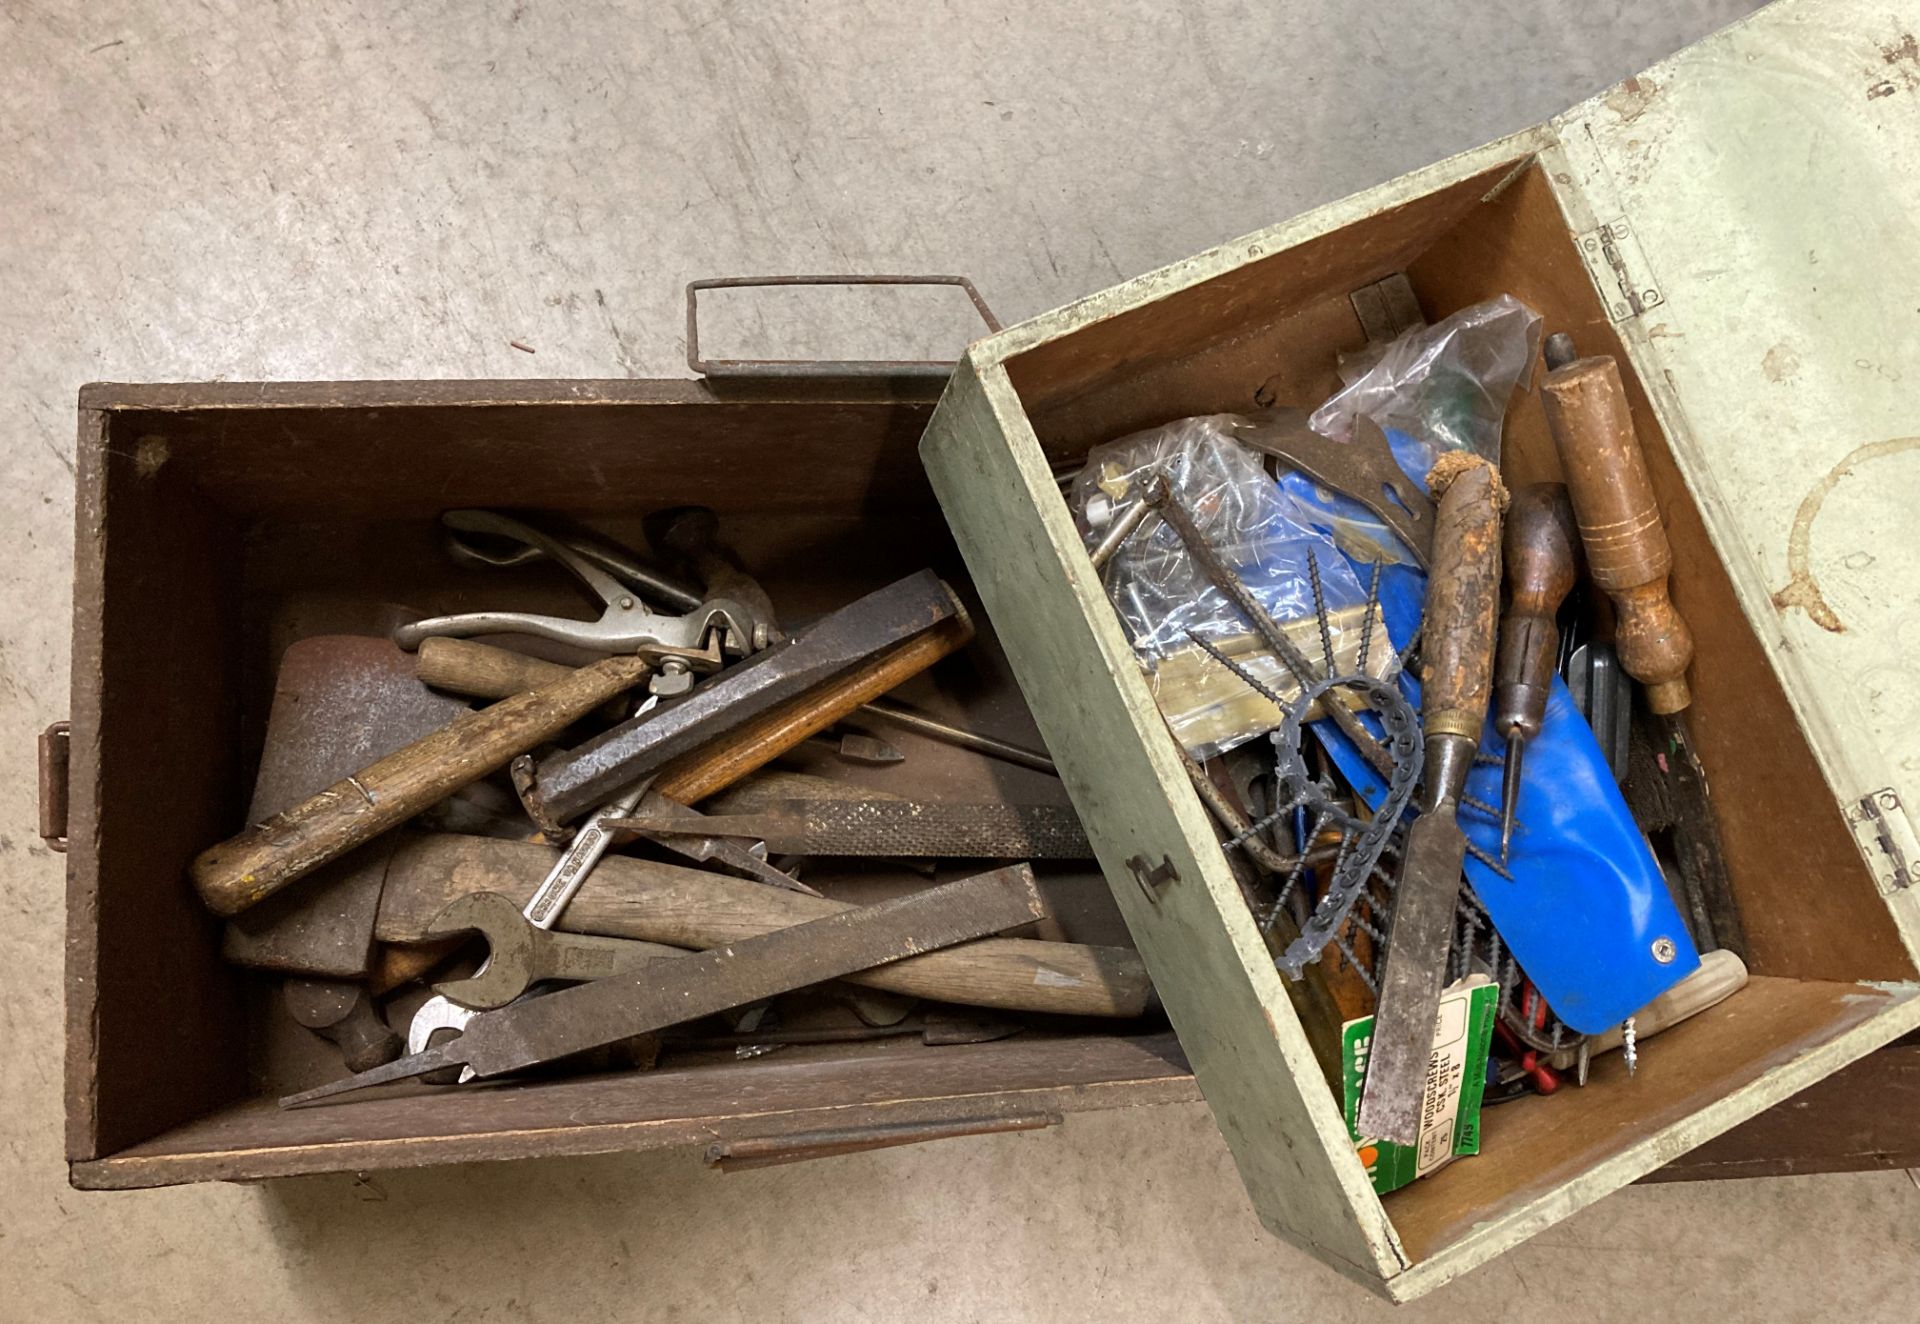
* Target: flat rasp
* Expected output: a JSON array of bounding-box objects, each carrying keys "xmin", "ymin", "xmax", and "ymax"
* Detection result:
[
  {"xmin": 283, "ymin": 863, "xmax": 1046, "ymax": 1107},
  {"xmin": 607, "ymin": 800, "xmax": 1092, "ymax": 859}
]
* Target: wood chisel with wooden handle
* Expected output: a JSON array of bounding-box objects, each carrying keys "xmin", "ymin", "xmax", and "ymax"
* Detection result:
[
  {"xmin": 1356, "ymin": 452, "xmax": 1505, "ymax": 1146},
  {"xmin": 1538, "ymin": 332, "xmax": 1746, "ymax": 958}
]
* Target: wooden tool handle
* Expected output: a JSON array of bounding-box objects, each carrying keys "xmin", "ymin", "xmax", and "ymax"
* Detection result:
[
  {"xmin": 1494, "ymin": 482, "xmax": 1578, "ymax": 737},
  {"xmin": 416, "ymin": 636, "xmax": 628, "ymax": 720},
  {"xmin": 1420, "ymin": 454, "xmax": 1505, "ymax": 744},
  {"xmin": 417, "ymin": 636, "xmax": 569, "ymax": 698},
  {"xmin": 375, "ymin": 833, "xmax": 1153, "ymax": 1018},
  {"xmin": 190, "ymin": 654, "xmax": 651, "ymax": 917},
  {"xmin": 656, "ymin": 611, "xmax": 974, "ymax": 803},
  {"xmin": 1540, "ymin": 354, "xmax": 1693, "ymax": 713}
]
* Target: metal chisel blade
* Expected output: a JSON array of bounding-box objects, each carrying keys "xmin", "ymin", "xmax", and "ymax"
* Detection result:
[
  {"xmin": 608, "ymin": 801, "xmax": 1092, "ymax": 860},
  {"xmin": 1355, "ymin": 813, "xmax": 1468, "ymax": 1146}
]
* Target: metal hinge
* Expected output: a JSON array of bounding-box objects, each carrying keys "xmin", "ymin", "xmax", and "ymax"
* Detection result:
[
  {"xmin": 1844, "ymin": 788, "xmax": 1918, "ymax": 896},
  {"xmin": 1576, "ymin": 217, "xmax": 1664, "ymax": 323}
]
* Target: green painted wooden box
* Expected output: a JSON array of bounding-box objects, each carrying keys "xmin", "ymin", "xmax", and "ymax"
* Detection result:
[{"xmin": 920, "ymin": 0, "xmax": 1920, "ymax": 1299}]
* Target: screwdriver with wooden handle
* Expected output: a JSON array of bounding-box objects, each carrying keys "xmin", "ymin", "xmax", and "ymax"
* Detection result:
[
  {"xmin": 1357, "ymin": 452, "xmax": 1504, "ymax": 1146},
  {"xmin": 1538, "ymin": 333, "xmax": 1745, "ymax": 957},
  {"xmin": 1492, "ymin": 482, "xmax": 1579, "ymax": 860}
]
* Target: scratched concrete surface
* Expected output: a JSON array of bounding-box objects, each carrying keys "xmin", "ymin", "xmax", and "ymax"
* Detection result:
[{"xmin": 8, "ymin": 1, "xmax": 1918, "ymax": 1320}]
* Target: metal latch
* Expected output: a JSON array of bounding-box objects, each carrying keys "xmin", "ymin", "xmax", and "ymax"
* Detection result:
[
  {"xmin": 1844, "ymin": 788, "xmax": 1917, "ymax": 896},
  {"xmin": 38, "ymin": 720, "xmax": 70, "ymax": 853},
  {"xmin": 1576, "ymin": 218, "xmax": 1664, "ymax": 323}
]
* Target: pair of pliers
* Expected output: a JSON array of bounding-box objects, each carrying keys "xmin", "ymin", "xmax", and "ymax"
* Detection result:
[{"xmin": 392, "ymin": 510, "xmax": 769, "ymax": 658}]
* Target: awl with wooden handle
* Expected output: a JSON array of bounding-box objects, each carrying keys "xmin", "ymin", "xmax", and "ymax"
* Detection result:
[
  {"xmin": 1492, "ymin": 482, "xmax": 1578, "ymax": 860},
  {"xmin": 1357, "ymin": 452, "xmax": 1504, "ymax": 1146},
  {"xmin": 1538, "ymin": 333, "xmax": 1746, "ymax": 957},
  {"xmin": 190, "ymin": 654, "xmax": 651, "ymax": 917}
]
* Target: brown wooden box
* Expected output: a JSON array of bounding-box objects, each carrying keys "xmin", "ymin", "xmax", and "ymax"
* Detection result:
[{"xmin": 58, "ymin": 378, "xmax": 1206, "ymax": 1188}]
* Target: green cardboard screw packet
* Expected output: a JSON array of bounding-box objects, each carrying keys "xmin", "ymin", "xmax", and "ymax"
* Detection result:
[{"xmin": 1341, "ymin": 975, "xmax": 1498, "ymax": 1195}]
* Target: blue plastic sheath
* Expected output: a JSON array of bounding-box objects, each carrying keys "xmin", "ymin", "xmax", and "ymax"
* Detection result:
[{"xmin": 1293, "ymin": 435, "xmax": 1701, "ymax": 1033}]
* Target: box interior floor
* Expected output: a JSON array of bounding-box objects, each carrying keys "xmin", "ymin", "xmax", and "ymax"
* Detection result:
[
  {"xmin": 998, "ymin": 156, "xmax": 1917, "ymax": 1265},
  {"xmin": 67, "ymin": 384, "xmax": 1192, "ymax": 1186}
]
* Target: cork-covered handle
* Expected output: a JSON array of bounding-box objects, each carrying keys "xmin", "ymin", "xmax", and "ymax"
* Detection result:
[
  {"xmin": 1421, "ymin": 455, "xmax": 1505, "ymax": 746},
  {"xmin": 1540, "ymin": 355, "xmax": 1693, "ymax": 714}
]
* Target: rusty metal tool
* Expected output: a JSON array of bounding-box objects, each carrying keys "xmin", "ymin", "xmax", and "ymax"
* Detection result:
[
  {"xmin": 427, "ymin": 890, "xmax": 686, "ymax": 1009},
  {"xmin": 646, "ymin": 505, "xmax": 786, "ymax": 643},
  {"xmin": 854, "ymin": 698, "xmax": 1055, "ymax": 775},
  {"xmin": 284, "ymin": 978, "xmax": 402, "ymax": 1072},
  {"xmin": 609, "ymin": 800, "xmax": 1092, "ymax": 860},
  {"xmin": 704, "ymin": 1011, "xmax": 1024, "ymax": 1055},
  {"xmin": 285, "ymin": 864, "xmax": 1047, "ymax": 1106},
  {"xmin": 1231, "ymin": 410, "xmax": 1437, "ymax": 568},
  {"xmin": 1357, "ymin": 453, "xmax": 1504, "ymax": 1146},
  {"xmin": 222, "ymin": 634, "xmax": 472, "ymax": 976},
  {"xmin": 377, "ymin": 834, "xmax": 1154, "ymax": 1018},
  {"xmin": 621, "ymin": 788, "xmax": 820, "ymax": 894},
  {"xmin": 190, "ymin": 653, "xmax": 653, "ymax": 917},
  {"xmin": 393, "ymin": 510, "xmax": 767, "ymax": 669},
  {"xmin": 1493, "ymin": 483, "xmax": 1579, "ymax": 859},
  {"xmin": 520, "ymin": 571, "xmax": 965, "ymax": 825},
  {"xmin": 1539, "ymin": 333, "xmax": 1746, "ymax": 958},
  {"xmin": 290, "ymin": 984, "xmax": 403, "ymax": 1071},
  {"xmin": 817, "ymin": 730, "xmax": 905, "ymax": 764},
  {"xmin": 405, "ymin": 774, "xmax": 655, "ymax": 1054}
]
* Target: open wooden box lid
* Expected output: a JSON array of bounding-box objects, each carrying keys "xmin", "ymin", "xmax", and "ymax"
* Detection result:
[{"xmin": 1547, "ymin": 0, "xmax": 1920, "ymax": 912}]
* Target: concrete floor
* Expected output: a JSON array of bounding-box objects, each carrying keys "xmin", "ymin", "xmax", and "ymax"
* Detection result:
[{"xmin": 6, "ymin": 1, "xmax": 1918, "ymax": 1319}]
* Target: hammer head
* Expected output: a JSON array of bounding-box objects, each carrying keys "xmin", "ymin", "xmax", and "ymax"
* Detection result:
[{"xmin": 425, "ymin": 891, "xmax": 540, "ymax": 1011}]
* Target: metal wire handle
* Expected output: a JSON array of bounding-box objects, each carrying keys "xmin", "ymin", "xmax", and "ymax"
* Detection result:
[{"xmin": 685, "ymin": 275, "xmax": 1002, "ymax": 380}]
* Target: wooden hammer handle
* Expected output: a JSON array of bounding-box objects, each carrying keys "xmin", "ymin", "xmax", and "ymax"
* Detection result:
[
  {"xmin": 417, "ymin": 637, "xmax": 628, "ymax": 721},
  {"xmin": 1540, "ymin": 354, "xmax": 1693, "ymax": 713},
  {"xmin": 656, "ymin": 613, "xmax": 973, "ymax": 803},
  {"xmin": 190, "ymin": 654, "xmax": 651, "ymax": 916}
]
